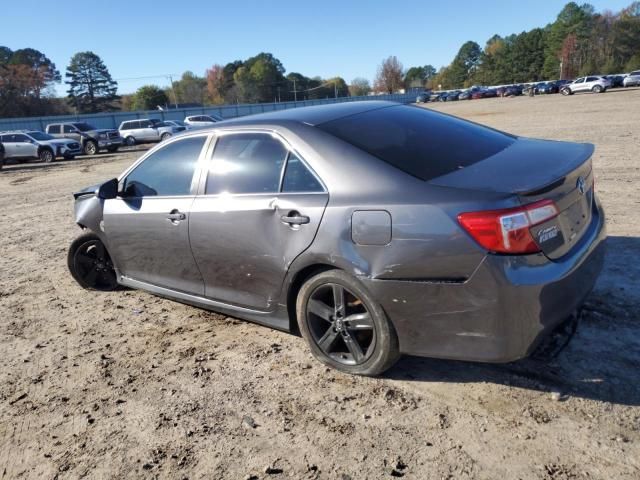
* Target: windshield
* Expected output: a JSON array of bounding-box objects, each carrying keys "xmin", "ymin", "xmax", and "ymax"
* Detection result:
[
  {"xmin": 73, "ymin": 123, "xmax": 96, "ymax": 132},
  {"xmin": 28, "ymin": 131, "xmax": 55, "ymax": 141}
]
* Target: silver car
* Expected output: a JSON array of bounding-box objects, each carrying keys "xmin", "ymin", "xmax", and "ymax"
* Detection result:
[
  {"xmin": 184, "ymin": 115, "xmax": 223, "ymax": 129},
  {"xmin": 623, "ymin": 70, "xmax": 640, "ymax": 87},
  {"xmin": 68, "ymin": 101, "xmax": 606, "ymax": 376},
  {"xmin": 118, "ymin": 119, "xmax": 186, "ymax": 146},
  {"xmin": 0, "ymin": 130, "xmax": 82, "ymax": 163},
  {"xmin": 561, "ymin": 75, "xmax": 611, "ymax": 95}
]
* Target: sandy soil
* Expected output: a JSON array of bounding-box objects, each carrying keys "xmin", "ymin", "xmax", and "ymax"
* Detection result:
[{"xmin": 1, "ymin": 90, "xmax": 639, "ymax": 480}]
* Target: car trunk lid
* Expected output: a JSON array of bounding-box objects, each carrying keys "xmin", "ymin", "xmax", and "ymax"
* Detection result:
[{"xmin": 431, "ymin": 138, "xmax": 594, "ymax": 259}]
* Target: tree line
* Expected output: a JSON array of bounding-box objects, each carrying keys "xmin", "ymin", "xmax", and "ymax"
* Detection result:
[{"xmin": 428, "ymin": 1, "xmax": 640, "ymax": 90}]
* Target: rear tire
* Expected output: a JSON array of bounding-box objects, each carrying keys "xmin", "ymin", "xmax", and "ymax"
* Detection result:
[
  {"xmin": 592, "ymin": 85, "xmax": 603, "ymax": 93},
  {"xmin": 39, "ymin": 148, "xmax": 54, "ymax": 163},
  {"xmin": 67, "ymin": 232, "xmax": 119, "ymax": 291},
  {"xmin": 296, "ymin": 270, "xmax": 400, "ymax": 376},
  {"xmin": 84, "ymin": 140, "xmax": 98, "ymax": 156}
]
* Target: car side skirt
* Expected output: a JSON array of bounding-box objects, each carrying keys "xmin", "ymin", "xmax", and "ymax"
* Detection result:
[{"xmin": 119, "ymin": 275, "xmax": 290, "ymax": 331}]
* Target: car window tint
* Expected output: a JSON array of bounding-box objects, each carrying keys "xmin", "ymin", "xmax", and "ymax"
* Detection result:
[
  {"xmin": 586, "ymin": 76, "xmax": 598, "ymax": 82},
  {"xmin": 48, "ymin": 125, "xmax": 61, "ymax": 134},
  {"xmin": 140, "ymin": 120, "xmax": 151, "ymax": 128},
  {"xmin": 123, "ymin": 136, "xmax": 206, "ymax": 197},
  {"xmin": 317, "ymin": 105, "xmax": 515, "ymax": 182},
  {"xmin": 206, "ymin": 133, "xmax": 288, "ymax": 195},
  {"xmin": 14, "ymin": 134, "xmax": 29, "ymax": 143},
  {"xmin": 63, "ymin": 125, "xmax": 75, "ymax": 133},
  {"xmin": 282, "ymin": 152, "xmax": 323, "ymax": 193}
]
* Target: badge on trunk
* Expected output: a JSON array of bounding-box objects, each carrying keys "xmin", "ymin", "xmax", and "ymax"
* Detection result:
[{"xmin": 576, "ymin": 176, "xmax": 586, "ymax": 195}]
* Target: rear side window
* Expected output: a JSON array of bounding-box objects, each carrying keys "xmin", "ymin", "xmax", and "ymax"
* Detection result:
[
  {"xmin": 586, "ymin": 76, "xmax": 598, "ymax": 82},
  {"xmin": 122, "ymin": 136, "xmax": 206, "ymax": 197},
  {"xmin": 206, "ymin": 133, "xmax": 288, "ymax": 195},
  {"xmin": 48, "ymin": 125, "xmax": 61, "ymax": 134},
  {"xmin": 317, "ymin": 105, "xmax": 515, "ymax": 181},
  {"xmin": 282, "ymin": 152, "xmax": 323, "ymax": 193}
]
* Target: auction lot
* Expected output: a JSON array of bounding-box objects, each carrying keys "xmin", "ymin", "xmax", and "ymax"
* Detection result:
[{"xmin": 1, "ymin": 90, "xmax": 639, "ymax": 479}]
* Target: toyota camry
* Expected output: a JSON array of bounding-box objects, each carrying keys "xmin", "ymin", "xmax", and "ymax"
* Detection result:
[{"xmin": 68, "ymin": 101, "xmax": 606, "ymax": 375}]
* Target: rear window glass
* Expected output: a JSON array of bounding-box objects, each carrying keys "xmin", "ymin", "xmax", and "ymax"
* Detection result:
[{"xmin": 317, "ymin": 105, "xmax": 515, "ymax": 181}]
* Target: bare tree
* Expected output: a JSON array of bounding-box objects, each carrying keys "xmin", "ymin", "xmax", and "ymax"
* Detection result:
[{"xmin": 374, "ymin": 56, "xmax": 404, "ymax": 94}]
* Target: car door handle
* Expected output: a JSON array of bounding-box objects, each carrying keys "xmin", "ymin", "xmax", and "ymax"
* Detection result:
[
  {"xmin": 281, "ymin": 213, "xmax": 310, "ymax": 225},
  {"xmin": 167, "ymin": 210, "xmax": 186, "ymax": 223}
]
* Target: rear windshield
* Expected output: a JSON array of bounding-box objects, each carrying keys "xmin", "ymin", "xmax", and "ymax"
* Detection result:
[{"xmin": 317, "ymin": 105, "xmax": 515, "ymax": 181}]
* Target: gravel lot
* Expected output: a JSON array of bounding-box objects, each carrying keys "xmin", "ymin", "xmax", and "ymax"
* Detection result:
[{"xmin": 1, "ymin": 90, "xmax": 639, "ymax": 479}]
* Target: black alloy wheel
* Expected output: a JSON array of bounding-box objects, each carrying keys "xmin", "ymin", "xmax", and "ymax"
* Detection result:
[{"xmin": 68, "ymin": 233, "xmax": 119, "ymax": 291}]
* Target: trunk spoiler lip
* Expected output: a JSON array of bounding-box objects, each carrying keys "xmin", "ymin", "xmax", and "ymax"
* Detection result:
[{"xmin": 427, "ymin": 137, "xmax": 595, "ymax": 195}]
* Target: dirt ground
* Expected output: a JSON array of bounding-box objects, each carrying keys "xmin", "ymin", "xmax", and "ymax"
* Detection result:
[{"xmin": 1, "ymin": 89, "xmax": 639, "ymax": 480}]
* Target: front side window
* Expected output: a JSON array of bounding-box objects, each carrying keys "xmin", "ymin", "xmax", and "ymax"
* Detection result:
[
  {"xmin": 206, "ymin": 133, "xmax": 288, "ymax": 195},
  {"xmin": 122, "ymin": 136, "xmax": 206, "ymax": 197},
  {"xmin": 63, "ymin": 125, "xmax": 75, "ymax": 133},
  {"xmin": 140, "ymin": 120, "xmax": 152, "ymax": 128},
  {"xmin": 575, "ymin": 78, "xmax": 585, "ymax": 83},
  {"xmin": 15, "ymin": 134, "xmax": 31, "ymax": 143}
]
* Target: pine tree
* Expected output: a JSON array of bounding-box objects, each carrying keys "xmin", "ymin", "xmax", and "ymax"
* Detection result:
[{"xmin": 66, "ymin": 52, "xmax": 118, "ymax": 113}]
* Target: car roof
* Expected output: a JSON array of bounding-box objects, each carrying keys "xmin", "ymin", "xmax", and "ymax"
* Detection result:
[{"xmin": 219, "ymin": 100, "xmax": 398, "ymax": 127}]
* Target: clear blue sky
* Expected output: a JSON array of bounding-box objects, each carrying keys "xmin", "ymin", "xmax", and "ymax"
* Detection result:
[{"xmin": 1, "ymin": 0, "xmax": 631, "ymax": 95}]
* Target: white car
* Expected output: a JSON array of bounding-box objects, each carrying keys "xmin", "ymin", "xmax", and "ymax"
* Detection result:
[
  {"xmin": 183, "ymin": 114, "xmax": 223, "ymax": 128},
  {"xmin": 623, "ymin": 71, "xmax": 640, "ymax": 87},
  {"xmin": 0, "ymin": 130, "xmax": 82, "ymax": 163},
  {"xmin": 561, "ymin": 76, "xmax": 611, "ymax": 95},
  {"xmin": 163, "ymin": 120, "xmax": 191, "ymax": 130}
]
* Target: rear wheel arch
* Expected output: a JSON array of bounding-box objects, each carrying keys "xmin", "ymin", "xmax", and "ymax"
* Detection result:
[{"xmin": 286, "ymin": 263, "xmax": 338, "ymax": 334}]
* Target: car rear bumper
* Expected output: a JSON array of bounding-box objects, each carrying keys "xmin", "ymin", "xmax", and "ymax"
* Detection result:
[{"xmin": 361, "ymin": 197, "xmax": 606, "ymax": 363}]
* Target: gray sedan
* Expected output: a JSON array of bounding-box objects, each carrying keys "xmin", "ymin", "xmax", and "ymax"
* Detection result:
[{"xmin": 68, "ymin": 101, "xmax": 606, "ymax": 375}]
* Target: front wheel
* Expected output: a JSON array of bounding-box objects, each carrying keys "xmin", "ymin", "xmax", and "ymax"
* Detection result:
[
  {"xmin": 84, "ymin": 140, "xmax": 98, "ymax": 155},
  {"xmin": 125, "ymin": 136, "xmax": 136, "ymax": 147},
  {"xmin": 161, "ymin": 132, "xmax": 172, "ymax": 141},
  {"xmin": 67, "ymin": 232, "xmax": 119, "ymax": 291},
  {"xmin": 296, "ymin": 270, "xmax": 400, "ymax": 376},
  {"xmin": 39, "ymin": 148, "xmax": 54, "ymax": 163},
  {"xmin": 561, "ymin": 87, "xmax": 571, "ymax": 96}
]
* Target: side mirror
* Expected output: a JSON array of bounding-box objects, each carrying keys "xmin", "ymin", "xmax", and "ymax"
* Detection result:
[{"xmin": 97, "ymin": 178, "xmax": 119, "ymax": 199}]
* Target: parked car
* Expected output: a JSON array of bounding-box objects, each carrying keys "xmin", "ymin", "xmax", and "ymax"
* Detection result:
[
  {"xmin": 163, "ymin": 120, "xmax": 191, "ymax": 130},
  {"xmin": 67, "ymin": 101, "xmax": 605, "ymax": 376},
  {"xmin": 623, "ymin": 71, "xmax": 640, "ymax": 87},
  {"xmin": 503, "ymin": 85, "xmax": 523, "ymax": 96},
  {"xmin": 445, "ymin": 90, "xmax": 461, "ymax": 101},
  {"xmin": 537, "ymin": 82, "xmax": 558, "ymax": 94},
  {"xmin": 0, "ymin": 130, "xmax": 81, "ymax": 163},
  {"xmin": 0, "ymin": 140, "xmax": 4, "ymax": 170},
  {"xmin": 46, "ymin": 122, "xmax": 122, "ymax": 155},
  {"xmin": 118, "ymin": 119, "xmax": 186, "ymax": 146},
  {"xmin": 483, "ymin": 88, "xmax": 498, "ymax": 98},
  {"xmin": 458, "ymin": 89, "xmax": 474, "ymax": 100},
  {"xmin": 561, "ymin": 76, "xmax": 611, "ymax": 95},
  {"xmin": 603, "ymin": 75, "xmax": 625, "ymax": 88},
  {"xmin": 184, "ymin": 115, "xmax": 224, "ymax": 128},
  {"xmin": 415, "ymin": 93, "xmax": 430, "ymax": 103}
]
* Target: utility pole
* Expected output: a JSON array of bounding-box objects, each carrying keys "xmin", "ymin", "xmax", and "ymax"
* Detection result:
[{"xmin": 167, "ymin": 75, "xmax": 178, "ymax": 108}]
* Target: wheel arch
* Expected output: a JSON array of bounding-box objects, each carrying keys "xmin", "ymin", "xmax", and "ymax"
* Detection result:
[{"xmin": 285, "ymin": 263, "xmax": 338, "ymax": 334}]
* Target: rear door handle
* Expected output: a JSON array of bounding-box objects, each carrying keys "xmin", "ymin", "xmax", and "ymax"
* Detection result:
[
  {"xmin": 167, "ymin": 210, "xmax": 186, "ymax": 223},
  {"xmin": 281, "ymin": 213, "xmax": 310, "ymax": 225}
]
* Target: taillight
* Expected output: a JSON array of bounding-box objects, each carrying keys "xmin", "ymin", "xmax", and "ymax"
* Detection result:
[{"xmin": 458, "ymin": 200, "xmax": 559, "ymax": 254}]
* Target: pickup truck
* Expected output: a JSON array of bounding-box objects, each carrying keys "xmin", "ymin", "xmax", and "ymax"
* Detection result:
[{"xmin": 46, "ymin": 122, "xmax": 123, "ymax": 155}]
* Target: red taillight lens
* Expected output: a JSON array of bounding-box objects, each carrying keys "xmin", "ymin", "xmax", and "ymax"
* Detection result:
[{"xmin": 458, "ymin": 200, "xmax": 559, "ymax": 254}]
